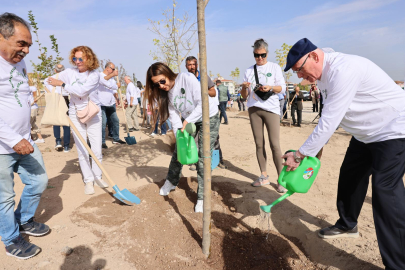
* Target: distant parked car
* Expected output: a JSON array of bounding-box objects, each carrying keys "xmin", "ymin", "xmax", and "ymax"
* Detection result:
[{"xmin": 300, "ymin": 90, "xmax": 311, "ymax": 101}]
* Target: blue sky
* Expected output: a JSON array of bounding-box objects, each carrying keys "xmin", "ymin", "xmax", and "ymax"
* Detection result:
[{"xmin": 3, "ymin": 0, "xmax": 405, "ymax": 83}]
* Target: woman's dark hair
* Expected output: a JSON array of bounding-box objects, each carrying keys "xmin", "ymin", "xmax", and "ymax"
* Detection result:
[
  {"xmin": 136, "ymin": 81, "xmax": 143, "ymax": 89},
  {"xmin": 145, "ymin": 62, "xmax": 178, "ymax": 126}
]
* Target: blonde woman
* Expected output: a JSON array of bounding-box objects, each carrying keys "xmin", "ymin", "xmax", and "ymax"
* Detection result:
[{"xmin": 47, "ymin": 46, "xmax": 108, "ymax": 195}]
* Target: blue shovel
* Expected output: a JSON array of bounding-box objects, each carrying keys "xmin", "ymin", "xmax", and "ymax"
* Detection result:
[{"xmin": 67, "ymin": 117, "xmax": 141, "ymax": 205}]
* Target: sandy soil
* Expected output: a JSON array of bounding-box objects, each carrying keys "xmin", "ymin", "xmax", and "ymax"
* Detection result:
[{"xmin": 0, "ymin": 101, "xmax": 384, "ymax": 270}]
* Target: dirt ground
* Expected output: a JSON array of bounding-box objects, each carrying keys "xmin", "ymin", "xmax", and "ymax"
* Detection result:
[{"xmin": 0, "ymin": 101, "xmax": 384, "ymax": 270}]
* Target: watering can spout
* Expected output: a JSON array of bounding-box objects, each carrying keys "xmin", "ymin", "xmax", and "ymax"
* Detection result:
[{"xmin": 260, "ymin": 190, "xmax": 295, "ymax": 213}]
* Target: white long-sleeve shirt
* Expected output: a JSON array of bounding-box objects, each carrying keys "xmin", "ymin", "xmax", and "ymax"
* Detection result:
[
  {"xmin": 300, "ymin": 52, "xmax": 405, "ymax": 157},
  {"xmin": 53, "ymin": 68, "xmax": 100, "ymax": 114},
  {"xmin": 126, "ymin": 82, "xmax": 137, "ymax": 105},
  {"xmin": 243, "ymin": 61, "xmax": 286, "ymax": 115},
  {"xmin": 98, "ymin": 71, "xmax": 118, "ymax": 106},
  {"xmin": 168, "ymin": 72, "xmax": 218, "ymax": 135},
  {"xmin": 0, "ymin": 56, "xmax": 33, "ymax": 154}
]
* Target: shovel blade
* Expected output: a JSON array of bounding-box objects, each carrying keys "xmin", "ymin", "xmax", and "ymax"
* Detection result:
[
  {"xmin": 125, "ymin": 133, "xmax": 137, "ymax": 145},
  {"xmin": 113, "ymin": 185, "xmax": 141, "ymax": 205}
]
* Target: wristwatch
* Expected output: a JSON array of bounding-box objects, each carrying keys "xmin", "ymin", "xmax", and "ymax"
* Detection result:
[
  {"xmin": 270, "ymin": 86, "xmax": 273, "ymax": 92},
  {"xmin": 62, "ymin": 83, "xmax": 66, "ymax": 88},
  {"xmin": 293, "ymin": 151, "xmax": 302, "ymax": 163}
]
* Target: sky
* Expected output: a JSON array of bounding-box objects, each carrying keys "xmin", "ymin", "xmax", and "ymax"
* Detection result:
[{"xmin": 3, "ymin": 0, "xmax": 405, "ymax": 83}]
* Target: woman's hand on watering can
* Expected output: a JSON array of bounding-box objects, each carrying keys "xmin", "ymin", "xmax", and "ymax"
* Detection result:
[
  {"xmin": 282, "ymin": 151, "xmax": 304, "ymax": 171},
  {"xmin": 181, "ymin": 120, "xmax": 188, "ymax": 132}
]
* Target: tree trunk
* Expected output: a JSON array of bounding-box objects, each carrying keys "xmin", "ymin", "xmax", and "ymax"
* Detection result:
[{"xmin": 196, "ymin": 0, "xmax": 211, "ymax": 258}]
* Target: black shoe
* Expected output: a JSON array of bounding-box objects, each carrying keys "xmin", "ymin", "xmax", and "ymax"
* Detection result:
[
  {"xmin": 318, "ymin": 225, "xmax": 359, "ymax": 239},
  {"xmin": 113, "ymin": 139, "xmax": 126, "ymax": 145},
  {"xmin": 63, "ymin": 146, "xmax": 70, "ymax": 153},
  {"xmin": 55, "ymin": 140, "xmax": 62, "ymax": 151},
  {"xmin": 297, "ymin": 124, "xmax": 301, "ymax": 127},
  {"xmin": 5, "ymin": 235, "xmax": 41, "ymax": 260},
  {"xmin": 102, "ymin": 143, "xmax": 108, "ymax": 149},
  {"xmin": 128, "ymin": 128, "xmax": 135, "ymax": 132},
  {"xmin": 223, "ymin": 122, "xmax": 229, "ymax": 125},
  {"xmin": 19, "ymin": 218, "xmax": 49, "ymax": 236},
  {"xmin": 218, "ymin": 163, "xmax": 228, "ymax": 169}
]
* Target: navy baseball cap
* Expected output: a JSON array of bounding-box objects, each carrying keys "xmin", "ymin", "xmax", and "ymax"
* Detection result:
[{"xmin": 284, "ymin": 38, "xmax": 317, "ymax": 72}]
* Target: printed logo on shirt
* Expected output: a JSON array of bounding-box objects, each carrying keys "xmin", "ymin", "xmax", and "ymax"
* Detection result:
[
  {"xmin": 266, "ymin": 73, "xmax": 272, "ymax": 77},
  {"xmin": 181, "ymin": 88, "xmax": 185, "ymax": 94},
  {"xmin": 9, "ymin": 67, "xmax": 28, "ymax": 107},
  {"xmin": 173, "ymin": 92, "xmax": 193, "ymax": 111}
]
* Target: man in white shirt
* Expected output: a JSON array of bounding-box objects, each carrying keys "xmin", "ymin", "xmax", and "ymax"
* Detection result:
[
  {"xmin": 0, "ymin": 12, "xmax": 49, "ymax": 259},
  {"xmin": 124, "ymin": 76, "xmax": 139, "ymax": 131},
  {"xmin": 44, "ymin": 64, "xmax": 71, "ymax": 152},
  {"xmin": 98, "ymin": 62, "xmax": 126, "ymax": 148},
  {"xmin": 283, "ymin": 38, "xmax": 405, "ymax": 270}
]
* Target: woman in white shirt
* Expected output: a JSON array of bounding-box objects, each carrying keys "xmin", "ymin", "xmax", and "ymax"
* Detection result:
[
  {"xmin": 145, "ymin": 62, "xmax": 219, "ymax": 213},
  {"xmin": 47, "ymin": 46, "xmax": 108, "ymax": 195},
  {"xmin": 241, "ymin": 39, "xmax": 286, "ymax": 192}
]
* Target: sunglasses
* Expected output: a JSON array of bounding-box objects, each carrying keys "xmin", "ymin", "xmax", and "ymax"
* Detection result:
[
  {"xmin": 72, "ymin": 57, "xmax": 83, "ymax": 62},
  {"xmin": 254, "ymin": 53, "xmax": 267, "ymax": 58},
  {"xmin": 293, "ymin": 54, "xmax": 310, "ymax": 74},
  {"xmin": 153, "ymin": 79, "xmax": 166, "ymax": 88}
]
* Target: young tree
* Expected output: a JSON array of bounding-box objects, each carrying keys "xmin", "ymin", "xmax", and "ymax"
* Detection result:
[
  {"xmin": 275, "ymin": 43, "xmax": 292, "ymax": 83},
  {"xmin": 148, "ymin": 0, "xmax": 197, "ymax": 72},
  {"xmin": 28, "ymin": 11, "xmax": 63, "ymax": 81}
]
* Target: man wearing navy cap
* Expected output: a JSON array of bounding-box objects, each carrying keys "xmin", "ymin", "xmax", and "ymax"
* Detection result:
[{"xmin": 282, "ymin": 38, "xmax": 405, "ymax": 270}]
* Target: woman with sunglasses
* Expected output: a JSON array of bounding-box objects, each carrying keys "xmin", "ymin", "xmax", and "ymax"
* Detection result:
[
  {"xmin": 145, "ymin": 62, "xmax": 219, "ymax": 213},
  {"xmin": 241, "ymin": 39, "xmax": 286, "ymax": 192},
  {"xmin": 47, "ymin": 46, "xmax": 108, "ymax": 195}
]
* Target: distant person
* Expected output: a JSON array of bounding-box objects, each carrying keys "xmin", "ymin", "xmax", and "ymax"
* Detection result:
[
  {"xmin": 98, "ymin": 62, "xmax": 126, "ymax": 149},
  {"xmin": 28, "ymin": 78, "xmax": 45, "ymax": 144},
  {"xmin": 136, "ymin": 81, "xmax": 144, "ymax": 116},
  {"xmin": 278, "ymin": 91, "xmax": 285, "ymax": 120},
  {"xmin": 217, "ymin": 80, "xmax": 230, "ymax": 124},
  {"xmin": 0, "ymin": 12, "xmax": 49, "ymax": 259},
  {"xmin": 290, "ymin": 86, "xmax": 304, "ymax": 127},
  {"xmin": 124, "ymin": 76, "xmax": 140, "ymax": 132},
  {"xmin": 310, "ymin": 84, "xmax": 319, "ymax": 112},
  {"xmin": 146, "ymin": 62, "xmax": 219, "ymax": 212},
  {"xmin": 45, "ymin": 64, "xmax": 71, "ymax": 152},
  {"xmin": 241, "ymin": 38, "xmax": 286, "ymax": 192},
  {"xmin": 48, "ymin": 45, "xmax": 109, "ymax": 194},
  {"xmin": 283, "ymin": 38, "xmax": 405, "ymax": 270}
]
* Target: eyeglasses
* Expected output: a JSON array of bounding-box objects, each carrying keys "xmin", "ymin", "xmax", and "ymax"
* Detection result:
[
  {"xmin": 72, "ymin": 57, "xmax": 83, "ymax": 62},
  {"xmin": 109, "ymin": 66, "xmax": 115, "ymax": 71},
  {"xmin": 153, "ymin": 79, "xmax": 166, "ymax": 88},
  {"xmin": 254, "ymin": 53, "xmax": 267, "ymax": 59},
  {"xmin": 293, "ymin": 54, "xmax": 310, "ymax": 74}
]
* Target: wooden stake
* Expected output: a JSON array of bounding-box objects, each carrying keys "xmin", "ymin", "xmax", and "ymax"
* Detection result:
[{"xmin": 197, "ymin": 0, "xmax": 211, "ymax": 258}]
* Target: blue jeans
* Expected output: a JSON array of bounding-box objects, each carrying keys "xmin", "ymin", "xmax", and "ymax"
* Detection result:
[
  {"xmin": 0, "ymin": 144, "xmax": 48, "ymax": 246},
  {"xmin": 166, "ymin": 119, "xmax": 172, "ymax": 130},
  {"xmin": 219, "ymin": 101, "xmax": 228, "ymax": 123},
  {"xmin": 53, "ymin": 125, "xmax": 71, "ymax": 146},
  {"xmin": 101, "ymin": 105, "xmax": 120, "ymax": 143},
  {"xmin": 153, "ymin": 116, "xmax": 168, "ymax": 135}
]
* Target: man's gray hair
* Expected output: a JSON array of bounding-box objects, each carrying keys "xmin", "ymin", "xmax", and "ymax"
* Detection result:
[
  {"xmin": 54, "ymin": 64, "xmax": 65, "ymax": 73},
  {"xmin": 252, "ymin": 38, "xmax": 268, "ymax": 53},
  {"xmin": 0, "ymin": 13, "xmax": 31, "ymax": 40},
  {"xmin": 124, "ymin": 76, "xmax": 131, "ymax": 81},
  {"xmin": 105, "ymin": 62, "xmax": 114, "ymax": 69}
]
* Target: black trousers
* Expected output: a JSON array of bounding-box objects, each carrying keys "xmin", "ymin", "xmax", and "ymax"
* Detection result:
[
  {"xmin": 335, "ymin": 137, "xmax": 405, "ymax": 270},
  {"xmin": 291, "ymin": 104, "xmax": 302, "ymax": 124},
  {"xmin": 312, "ymin": 99, "xmax": 318, "ymax": 112}
]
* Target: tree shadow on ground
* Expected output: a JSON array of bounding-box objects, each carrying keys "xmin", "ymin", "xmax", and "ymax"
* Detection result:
[
  {"xmin": 210, "ymin": 177, "xmax": 382, "ymax": 270},
  {"xmin": 59, "ymin": 245, "xmax": 106, "ymax": 270}
]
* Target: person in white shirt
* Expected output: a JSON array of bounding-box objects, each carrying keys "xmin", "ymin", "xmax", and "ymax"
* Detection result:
[
  {"xmin": 98, "ymin": 62, "xmax": 126, "ymax": 148},
  {"xmin": 44, "ymin": 64, "xmax": 71, "ymax": 152},
  {"xmin": 0, "ymin": 12, "xmax": 49, "ymax": 260},
  {"xmin": 47, "ymin": 45, "xmax": 108, "ymax": 195},
  {"xmin": 28, "ymin": 77, "xmax": 45, "ymax": 144},
  {"xmin": 283, "ymin": 38, "xmax": 405, "ymax": 270},
  {"xmin": 241, "ymin": 39, "xmax": 286, "ymax": 193},
  {"xmin": 124, "ymin": 76, "xmax": 140, "ymax": 131},
  {"xmin": 136, "ymin": 81, "xmax": 144, "ymax": 117},
  {"xmin": 146, "ymin": 62, "xmax": 219, "ymax": 213}
]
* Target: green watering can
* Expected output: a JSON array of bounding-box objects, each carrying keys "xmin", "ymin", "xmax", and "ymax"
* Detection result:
[
  {"xmin": 260, "ymin": 150, "xmax": 321, "ymax": 213},
  {"xmin": 176, "ymin": 123, "xmax": 198, "ymax": 165}
]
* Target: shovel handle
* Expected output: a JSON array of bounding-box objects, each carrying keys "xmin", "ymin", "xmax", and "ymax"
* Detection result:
[{"xmin": 67, "ymin": 116, "xmax": 117, "ymax": 187}]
